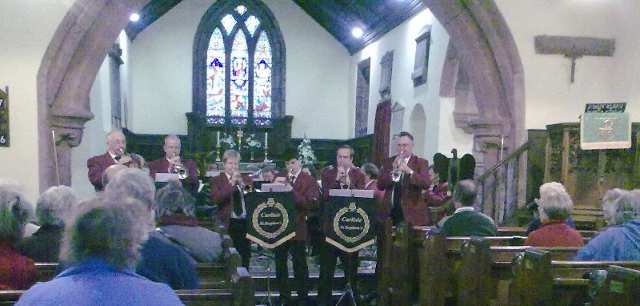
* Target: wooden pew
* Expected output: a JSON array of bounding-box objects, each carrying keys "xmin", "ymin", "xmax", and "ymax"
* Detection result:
[
  {"xmin": 416, "ymin": 233, "xmax": 582, "ymax": 306},
  {"xmin": 591, "ymin": 265, "xmax": 640, "ymax": 306},
  {"xmin": 497, "ymin": 226, "xmax": 598, "ymax": 239},
  {"xmin": 510, "ymin": 249, "xmax": 640, "ymax": 306}
]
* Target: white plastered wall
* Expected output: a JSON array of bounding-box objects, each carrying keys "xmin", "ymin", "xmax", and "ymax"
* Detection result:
[
  {"xmin": 495, "ymin": 0, "xmax": 640, "ymax": 129},
  {"xmin": 0, "ymin": 1, "xmax": 72, "ymax": 201},
  {"xmin": 349, "ymin": 9, "xmax": 473, "ymax": 162}
]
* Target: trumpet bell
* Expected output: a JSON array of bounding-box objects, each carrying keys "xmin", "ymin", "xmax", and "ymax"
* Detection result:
[{"xmin": 171, "ymin": 164, "xmax": 188, "ymax": 180}]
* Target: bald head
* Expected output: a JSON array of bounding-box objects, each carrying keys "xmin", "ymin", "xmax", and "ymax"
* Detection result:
[
  {"xmin": 453, "ymin": 179, "xmax": 477, "ymax": 207},
  {"xmin": 106, "ymin": 130, "xmax": 126, "ymax": 155}
]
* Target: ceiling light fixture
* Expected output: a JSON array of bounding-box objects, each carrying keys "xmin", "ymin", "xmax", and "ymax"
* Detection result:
[
  {"xmin": 129, "ymin": 13, "xmax": 140, "ymax": 22},
  {"xmin": 351, "ymin": 27, "xmax": 364, "ymax": 39}
]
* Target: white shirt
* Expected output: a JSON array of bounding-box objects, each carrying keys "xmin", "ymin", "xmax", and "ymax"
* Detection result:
[
  {"xmin": 226, "ymin": 173, "xmax": 246, "ymax": 219},
  {"xmin": 289, "ymin": 169, "xmax": 302, "ymax": 185},
  {"xmin": 453, "ymin": 206, "xmax": 476, "ymax": 214}
]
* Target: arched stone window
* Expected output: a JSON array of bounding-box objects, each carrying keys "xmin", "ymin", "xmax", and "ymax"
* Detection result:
[{"xmin": 193, "ymin": 0, "xmax": 285, "ymax": 127}]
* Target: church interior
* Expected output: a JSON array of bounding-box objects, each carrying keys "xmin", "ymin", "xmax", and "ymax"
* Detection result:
[{"xmin": 1, "ymin": 0, "xmax": 640, "ymax": 305}]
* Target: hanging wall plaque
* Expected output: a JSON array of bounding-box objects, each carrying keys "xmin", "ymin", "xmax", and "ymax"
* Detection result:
[{"xmin": 0, "ymin": 87, "xmax": 8, "ymax": 147}]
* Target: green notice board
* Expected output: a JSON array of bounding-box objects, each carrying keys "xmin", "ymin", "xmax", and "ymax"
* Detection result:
[{"xmin": 580, "ymin": 103, "xmax": 631, "ymax": 150}]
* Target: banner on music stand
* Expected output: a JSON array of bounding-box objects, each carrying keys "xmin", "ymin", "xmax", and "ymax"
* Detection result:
[
  {"xmin": 245, "ymin": 192, "xmax": 296, "ymax": 248},
  {"xmin": 324, "ymin": 189, "xmax": 376, "ymax": 253}
]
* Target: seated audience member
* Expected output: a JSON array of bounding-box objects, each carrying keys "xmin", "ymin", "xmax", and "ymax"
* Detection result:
[
  {"xmin": 104, "ymin": 168, "xmax": 199, "ymax": 289},
  {"xmin": 525, "ymin": 201, "xmax": 576, "ymax": 235},
  {"xmin": 99, "ymin": 164, "xmax": 127, "ymax": 194},
  {"xmin": 0, "ymin": 180, "xmax": 37, "ymax": 290},
  {"xmin": 575, "ymin": 190, "xmax": 640, "ymax": 261},
  {"xmin": 18, "ymin": 186, "xmax": 78, "ymax": 262},
  {"xmin": 155, "ymin": 181, "xmax": 223, "ymax": 262},
  {"xmin": 525, "ymin": 182, "xmax": 583, "ymax": 247},
  {"xmin": 22, "ymin": 199, "xmax": 39, "ymax": 239},
  {"xmin": 15, "ymin": 197, "xmax": 182, "ymax": 306},
  {"xmin": 440, "ymin": 180, "xmax": 497, "ymax": 236},
  {"xmin": 602, "ymin": 188, "xmax": 627, "ymax": 226}
]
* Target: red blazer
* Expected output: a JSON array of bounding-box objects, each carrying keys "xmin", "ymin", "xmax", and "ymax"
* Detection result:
[
  {"xmin": 87, "ymin": 153, "xmax": 116, "ymax": 191},
  {"xmin": 210, "ymin": 173, "xmax": 253, "ymax": 229},
  {"xmin": 377, "ymin": 155, "xmax": 432, "ymax": 226},
  {"xmin": 148, "ymin": 158, "xmax": 199, "ymax": 192},
  {"xmin": 277, "ymin": 171, "xmax": 320, "ymax": 241},
  {"xmin": 320, "ymin": 166, "xmax": 366, "ymax": 201}
]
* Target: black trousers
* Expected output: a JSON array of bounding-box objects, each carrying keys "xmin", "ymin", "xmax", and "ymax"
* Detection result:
[
  {"xmin": 274, "ymin": 240, "xmax": 309, "ymax": 304},
  {"xmin": 318, "ymin": 242, "xmax": 359, "ymax": 305},
  {"xmin": 229, "ymin": 218, "xmax": 251, "ymax": 268}
]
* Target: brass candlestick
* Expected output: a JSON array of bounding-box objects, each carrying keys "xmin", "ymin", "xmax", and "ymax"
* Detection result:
[
  {"xmin": 237, "ymin": 129, "xmax": 243, "ymax": 150},
  {"xmin": 215, "ymin": 131, "xmax": 221, "ymax": 162},
  {"xmin": 264, "ymin": 131, "xmax": 269, "ymax": 161}
]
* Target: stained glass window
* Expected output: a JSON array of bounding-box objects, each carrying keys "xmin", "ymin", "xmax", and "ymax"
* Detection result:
[
  {"xmin": 245, "ymin": 16, "xmax": 260, "ymax": 36},
  {"xmin": 230, "ymin": 31, "xmax": 249, "ymax": 125},
  {"xmin": 206, "ymin": 28, "xmax": 225, "ymax": 123},
  {"xmin": 202, "ymin": 2, "xmax": 278, "ymax": 127},
  {"xmin": 254, "ymin": 32, "xmax": 272, "ymax": 126},
  {"xmin": 221, "ymin": 14, "xmax": 236, "ymax": 34},
  {"xmin": 235, "ymin": 5, "xmax": 247, "ymax": 15}
]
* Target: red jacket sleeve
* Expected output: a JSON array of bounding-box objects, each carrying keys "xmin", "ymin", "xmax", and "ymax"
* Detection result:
[
  {"xmin": 184, "ymin": 160, "xmax": 199, "ymax": 192},
  {"xmin": 87, "ymin": 156, "xmax": 105, "ymax": 190},
  {"xmin": 210, "ymin": 176, "xmax": 233, "ymax": 208},
  {"xmin": 293, "ymin": 175, "xmax": 320, "ymax": 212},
  {"xmin": 408, "ymin": 158, "xmax": 431, "ymax": 189}
]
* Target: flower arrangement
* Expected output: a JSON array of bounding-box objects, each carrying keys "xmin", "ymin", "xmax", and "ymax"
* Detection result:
[
  {"xmin": 219, "ymin": 133, "xmax": 237, "ymax": 148},
  {"xmin": 297, "ymin": 137, "xmax": 317, "ymax": 167},
  {"xmin": 245, "ymin": 134, "xmax": 262, "ymax": 149}
]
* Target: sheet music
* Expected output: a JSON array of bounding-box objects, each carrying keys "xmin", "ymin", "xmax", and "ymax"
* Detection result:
[
  {"xmin": 261, "ymin": 183, "xmax": 293, "ymax": 192},
  {"xmin": 155, "ymin": 173, "xmax": 180, "ymax": 182},
  {"xmin": 328, "ymin": 189, "xmax": 375, "ymax": 198}
]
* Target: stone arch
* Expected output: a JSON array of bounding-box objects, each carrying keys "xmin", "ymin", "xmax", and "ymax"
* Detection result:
[
  {"xmin": 36, "ymin": 0, "xmax": 525, "ymax": 191},
  {"xmin": 409, "ymin": 104, "xmax": 426, "ymax": 157},
  {"xmin": 428, "ymin": 0, "xmax": 525, "ymax": 173}
]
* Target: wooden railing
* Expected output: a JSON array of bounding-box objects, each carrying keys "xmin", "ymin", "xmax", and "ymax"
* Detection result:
[{"xmin": 477, "ymin": 142, "xmax": 530, "ymax": 225}]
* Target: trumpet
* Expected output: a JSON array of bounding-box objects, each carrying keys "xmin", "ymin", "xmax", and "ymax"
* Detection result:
[
  {"xmin": 233, "ymin": 171, "xmax": 253, "ymax": 194},
  {"xmin": 391, "ymin": 152, "xmax": 406, "ymax": 183},
  {"xmin": 114, "ymin": 148, "xmax": 144, "ymax": 169},
  {"xmin": 337, "ymin": 166, "xmax": 351, "ymax": 188},
  {"xmin": 168, "ymin": 155, "xmax": 188, "ymax": 180}
]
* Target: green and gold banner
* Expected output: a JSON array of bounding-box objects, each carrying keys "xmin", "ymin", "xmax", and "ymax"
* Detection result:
[
  {"xmin": 245, "ymin": 192, "xmax": 296, "ymax": 248},
  {"xmin": 324, "ymin": 190, "xmax": 376, "ymax": 253}
]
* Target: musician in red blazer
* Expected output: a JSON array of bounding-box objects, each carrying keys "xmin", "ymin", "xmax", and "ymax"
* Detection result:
[
  {"xmin": 148, "ymin": 135, "xmax": 199, "ymax": 193},
  {"xmin": 87, "ymin": 130, "xmax": 143, "ymax": 191},
  {"xmin": 318, "ymin": 145, "xmax": 366, "ymax": 305},
  {"xmin": 378, "ymin": 131, "xmax": 432, "ymax": 226},
  {"xmin": 272, "ymin": 150, "xmax": 320, "ymax": 305},
  {"xmin": 209, "ymin": 149, "xmax": 252, "ymax": 268}
]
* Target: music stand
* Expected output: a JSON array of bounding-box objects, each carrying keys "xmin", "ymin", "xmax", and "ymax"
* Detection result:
[
  {"xmin": 248, "ymin": 186, "xmax": 292, "ymax": 306},
  {"xmin": 327, "ymin": 189, "xmax": 375, "ymax": 306}
]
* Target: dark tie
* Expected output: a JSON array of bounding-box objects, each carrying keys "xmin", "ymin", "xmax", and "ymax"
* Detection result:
[
  {"xmin": 232, "ymin": 187, "xmax": 244, "ymax": 217},
  {"xmin": 391, "ymin": 176, "xmax": 404, "ymax": 225},
  {"xmin": 289, "ymin": 175, "xmax": 295, "ymax": 185}
]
